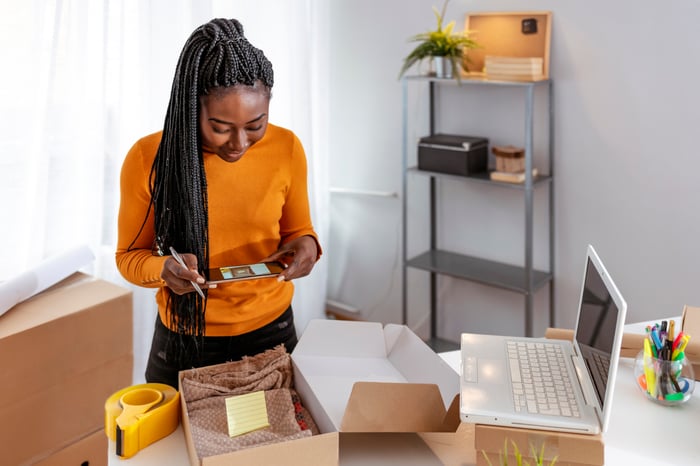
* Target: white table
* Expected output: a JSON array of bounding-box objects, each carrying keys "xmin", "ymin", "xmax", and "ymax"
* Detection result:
[{"xmin": 108, "ymin": 320, "xmax": 700, "ymax": 465}]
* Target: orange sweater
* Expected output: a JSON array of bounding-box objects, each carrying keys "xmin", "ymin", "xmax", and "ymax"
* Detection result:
[{"xmin": 116, "ymin": 124, "xmax": 320, "ymax": 336}]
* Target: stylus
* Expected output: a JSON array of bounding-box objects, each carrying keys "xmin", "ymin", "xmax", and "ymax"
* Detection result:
[{"xmin": 169, "ymin": 246, "xmax": 206, "ymax": 299}]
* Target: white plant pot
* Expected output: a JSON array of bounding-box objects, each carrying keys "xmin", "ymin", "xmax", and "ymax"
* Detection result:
[{"xmin": 432, "ymin": 56, "xmax": 452, "ymax": 79}]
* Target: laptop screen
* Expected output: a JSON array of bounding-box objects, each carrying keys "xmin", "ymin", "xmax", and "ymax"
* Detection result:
[{"xmin": 574, "ymin": 256, "xmax": 621, "ymax": 408}]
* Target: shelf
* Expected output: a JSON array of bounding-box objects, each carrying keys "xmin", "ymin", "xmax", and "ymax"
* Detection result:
[
  {"xmin": 407, "ymin": 167, "xmax": 552, "ymax": 189},
  {"xmin": 406, "ymin": 249, "xmax": 552, "ymax": 294},
  {"xmin": 401, "ymin": 72, "xmax": 554, "ymax": 338},
  {"xmin": 403, "ymin": 74, "xmax": 551, "ymax": 88}
]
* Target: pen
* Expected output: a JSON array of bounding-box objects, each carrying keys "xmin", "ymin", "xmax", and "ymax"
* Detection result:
[
  {"xmin": 643, "ymin": 338, "xmax": 657, "ymax": 397},
  {"xmin": 672, "ymin": 334, "xmax": 690, "ymax": 361},
  {"xmin": 672, "ymin": 331, "xmax": 685, "ymax": 352},
  {"xmin": 650, "ymin": 328, "xmax": 663, "ymax": 352},
  {"xmin": 169, "ymin": 246, "xmax": 206, "ymax": 299}
]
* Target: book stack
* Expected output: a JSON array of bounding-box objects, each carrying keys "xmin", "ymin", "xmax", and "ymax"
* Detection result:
[
  {"xmin": 484, "ymin": 56, "xmax": 544, "ymax": 82},
  {"xmin": 490, "ymin": 168, "xmax": 538, "ymax": 183}
]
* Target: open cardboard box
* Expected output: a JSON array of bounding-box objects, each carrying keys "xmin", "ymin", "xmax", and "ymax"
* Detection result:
[{"xmin": 179, "ymin": 319, "xmax": 474, "ymax": 465}]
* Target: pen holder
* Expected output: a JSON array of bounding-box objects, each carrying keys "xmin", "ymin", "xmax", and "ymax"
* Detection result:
[{"xmin": 634, "ymin": 350, "xmax": 695, "ymax": 406}]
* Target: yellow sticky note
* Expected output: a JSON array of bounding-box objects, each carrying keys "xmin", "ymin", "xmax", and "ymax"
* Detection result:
[{"xmin": 225, "ymin": 391, "xmax": 270, "ymax": 437}]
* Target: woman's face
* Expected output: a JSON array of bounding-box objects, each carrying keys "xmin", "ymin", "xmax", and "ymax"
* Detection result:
[{"xmin": 199, "ymin": 85, "xmax": 270, "ymax": 163}]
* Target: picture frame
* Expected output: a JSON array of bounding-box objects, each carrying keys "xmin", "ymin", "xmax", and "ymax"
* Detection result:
[{"xmin": 464, "ymin": 11, "xmax": 552, "ymax": 80}]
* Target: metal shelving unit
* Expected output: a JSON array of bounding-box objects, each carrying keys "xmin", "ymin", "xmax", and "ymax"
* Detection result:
[{"xmin": 400, "ymin": 76, "xmax": 554, "ymax": 350}]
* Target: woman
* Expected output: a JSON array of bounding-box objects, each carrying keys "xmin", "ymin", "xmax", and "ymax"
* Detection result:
[{"xmin": 116, "ymin": 18, "xmax": 321, "ymax": 388}]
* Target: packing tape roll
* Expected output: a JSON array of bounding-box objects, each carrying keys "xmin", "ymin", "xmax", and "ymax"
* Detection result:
[{"xmin": 104, "ymin": 383, "xmax": 180, "ymax": 459}]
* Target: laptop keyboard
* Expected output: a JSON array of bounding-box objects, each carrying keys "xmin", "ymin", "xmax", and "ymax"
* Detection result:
[
  {"xmin": 507, "ymin": 341, "xmax": 580, "ymax": 417},
  {"xmin": 591, "ymin": 351, "xmax": 610, "ymax": 381}
]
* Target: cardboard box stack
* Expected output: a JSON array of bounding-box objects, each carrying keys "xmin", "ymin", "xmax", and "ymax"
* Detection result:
[
  {"xmin": 179, "ymin": 319, "xmax": 475, "ymax": 465},
  {"xmin": 0, "ymin": 272, "xmax": 133, "ymax": 465}
]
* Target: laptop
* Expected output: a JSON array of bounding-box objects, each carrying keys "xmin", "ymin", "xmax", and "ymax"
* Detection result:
[{"xmin": 459, "ymin": 244, "xmax": 627, "ymax": 434}]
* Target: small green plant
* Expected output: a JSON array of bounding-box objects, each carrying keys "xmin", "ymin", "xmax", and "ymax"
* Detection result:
[
  {"xmin": 398, "ymin": 0, "xmax": 479, "ymax": 79},
  {"xmin": 481, "ymin": 439, "xmax": 558, "ymax": 466}
]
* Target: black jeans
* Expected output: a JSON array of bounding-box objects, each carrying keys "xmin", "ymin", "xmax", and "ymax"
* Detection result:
[{"xmin": 145, "ymin": 306, "xmax": 298, "ymax": 388}]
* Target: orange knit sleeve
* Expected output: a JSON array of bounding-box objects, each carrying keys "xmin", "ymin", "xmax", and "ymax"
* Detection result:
[
  {"xmin": 279, "ymin": 133, "xmax": 323, "ymax": 259},
  {"xmin": 115, "ymin": 134, "xmax": 168, "ymax": 287}
]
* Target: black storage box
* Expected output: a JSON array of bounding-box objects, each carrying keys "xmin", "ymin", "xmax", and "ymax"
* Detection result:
[{"xmin": 417, "ymin": 133, "xmax": 489, "ymax": 176}]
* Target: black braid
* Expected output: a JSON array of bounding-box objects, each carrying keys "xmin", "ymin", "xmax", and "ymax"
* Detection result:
[{"xmin": 147, "ymin": 18, "xmax": 274, "ymax": 360}]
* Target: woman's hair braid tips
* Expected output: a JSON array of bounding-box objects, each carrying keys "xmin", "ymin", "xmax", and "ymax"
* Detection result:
[{"xmin": 146, "ymin": 18, "xmax": 274, "ymax": 345}]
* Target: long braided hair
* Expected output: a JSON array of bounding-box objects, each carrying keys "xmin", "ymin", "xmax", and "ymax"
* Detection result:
[{"xmin": 149, "ymin": 18, "xmax": 274, "ymax": 350}]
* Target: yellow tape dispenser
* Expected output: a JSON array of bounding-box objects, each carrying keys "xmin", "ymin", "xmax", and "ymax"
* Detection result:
[{"xmin": 104, "ymin": 383, "xmax": 180, "ymax": 459}]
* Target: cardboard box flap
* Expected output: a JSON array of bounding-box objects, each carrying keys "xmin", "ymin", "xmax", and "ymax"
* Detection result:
[
  {"xmin": 340, "ymin": 382, "xmax": 448, "ymax": 433},
  {"xmin": 199, "ymin": 432, "xmax": 340, "ymax": 466},
  {"xmin": 0, "ymin": 272, "xmax": 131, "ymax": 337},
  {"xmin": 442, "ymin": 394, "xmax": 462, "ymax": 433},
  {"xmin": 383, "ymin": 324, "xmax": 460, "ymax": 408},
  {"xmin": 293, "ymin": 320, "xmax": 387, "ymax": 358},
  {"xmin": 292, "ymin": 319, "xmax": 460, "ymax": 433}
]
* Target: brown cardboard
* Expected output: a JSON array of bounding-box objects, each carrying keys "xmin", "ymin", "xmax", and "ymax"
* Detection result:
[
  {"xmin": 341, "ymin": 382, "xmax": 457, "ymax": 433},
  {"xmin": 0, "ymin": 272, "xmax": 133, "ymax": 465},
  {"xmin": 478, "ymin": 452, "xmax": 589, "ymax": 466},
  {"xmin": 464, "ymin": 11, "xmax": 552, "ymax": 79},
  {"xmin": 547, "ymin": 307, "xmax": 700, "ymax": 378},
  {"xmin": 34, "ymin": 429, "xmax": 108, "ymax": 466},
  {"xmin": 179, "ymin": 320, "xmax": 472, "ymax": 465},
  {"xmin": 475, "ymin": 424, "xmax": 604, "ymax": 466},
  {"xmin": 680, "ymin": 305, "xmax": 700, "ymax": 376},
  {"xmin": 179, "ymin": 390, "xmax": 340, "ymax": 466},
  {"xmin": 545, "ymin": 327, "xmax": 646, "ymax": 358},
  {"xmin": 420, "ymin": 423, "xmax": 477, "ymax": 466}
]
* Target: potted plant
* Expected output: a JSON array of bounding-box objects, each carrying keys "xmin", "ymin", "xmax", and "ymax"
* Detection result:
[
  {"xmin": 398, "ymin": 0, "xmax": 479, "ymax": 80},
  {"xmin": 481, "ymin": 439, "xmax": 558, "ymax": 466}
]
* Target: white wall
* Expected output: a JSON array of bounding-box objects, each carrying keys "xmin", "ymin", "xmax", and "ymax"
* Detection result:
[{"xmin": 326, "ymin": 0, "xmax": 700, "ymax": 340}]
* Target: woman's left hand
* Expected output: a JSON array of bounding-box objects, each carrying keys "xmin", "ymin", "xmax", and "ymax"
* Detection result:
[{"xmin": 264, "ymin": 236, "xmax": 319, "ymax": 281}]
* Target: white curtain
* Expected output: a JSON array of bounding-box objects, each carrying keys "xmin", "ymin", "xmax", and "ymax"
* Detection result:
[{"xmin": 0, "ymin": 0, "xmax": 330, "ymax": 383}]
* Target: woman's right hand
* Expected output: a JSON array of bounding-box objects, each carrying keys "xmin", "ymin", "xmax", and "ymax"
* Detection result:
[{"xmin": 160, "ymin": 253, "xmax": 209, "ymax": 295}]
